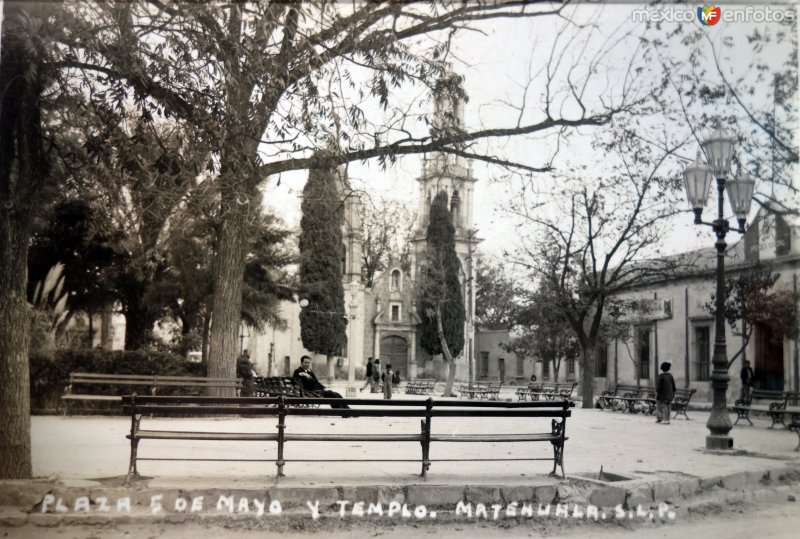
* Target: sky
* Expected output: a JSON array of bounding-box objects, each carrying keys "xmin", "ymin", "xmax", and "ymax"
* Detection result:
[{"xmin": 260, "ymin": 2, "xmax": 798, "ymax": 269}]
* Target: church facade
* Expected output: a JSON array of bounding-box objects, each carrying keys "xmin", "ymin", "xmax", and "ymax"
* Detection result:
[{"xmin": 248, "ymin": 93, "xmax": 480, "ymax": 383}]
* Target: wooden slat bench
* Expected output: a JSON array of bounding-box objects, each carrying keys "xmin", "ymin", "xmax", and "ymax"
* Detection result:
[
  {"xmin": 732, "ymin": 390, "xmax": 800, "ymax": 428},
  {"xmin": 121, "ymin": 395, "xmax": 574, "ymax": 482},
  {"xmin": 597, "ymin": 384, "xmax": 656, "ymax": 414},
  {"xmin": 253, "ymin": 377, "xmax": 323, "ymax": 407},
  {"xmin": 528, "ymin": 383, "xmax": 577, "ymax": 402},
  {"xmin": 458, "ymin": 382, "xmax": 502, "ymax": 400},
  {"xmin": 597, "ymin": 384, "xmax": 637, "ymax": 409},
  {"xmin": 405, "ymin": 379, "xmax": 438, "ymax": 395},
  {"xmin": 515, "ymin": 382, "xmax": 541, "ymax": 401},
  {"xmin": 61, "ymin": 372, "xmax": 242, "ymax": 414},
  {"xmin": 671, "ymin": 388, "xmax": 697, "ymax": 420}
]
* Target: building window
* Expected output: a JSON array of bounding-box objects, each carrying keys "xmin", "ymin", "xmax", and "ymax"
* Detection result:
[
  {"xmin": 391, "ymin": 269, "xmax": 401, "ymax": 290},
  {"xmin": 596, "ymin": 343, "xmax": 608, "ymax": 377},
  {"xmin": 637, "ymin": 327, "xmax": 651, "ymax": 380},
  {"xmin": 450, "ymin": 190, "xmax": 461, "ymax": 225},
  {"xmin": 542, "ymin": 359, "xmax": 550, "ymax": 381},
  {"xmin": 390, "ymin": 304, "xmax": 400, "ymax": 322},
  {"xmin": 516, "ymin": 356, "xmax": 524, "ymax": 376},
  {"xmin": 479, "ymin": 352, "xmax": 489, "ymax": 378},
  {"xmin": 567, "ymin": 357, "xmax": 576, "ymax": 376},
  {"xmin": 694, "ymin": 325, "xmax": 711, "ymax": 381}
]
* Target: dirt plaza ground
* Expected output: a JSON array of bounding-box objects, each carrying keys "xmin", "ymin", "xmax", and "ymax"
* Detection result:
[{"xmin": 28, "ymin": 387, "xmax": 800, "ymax": 488}]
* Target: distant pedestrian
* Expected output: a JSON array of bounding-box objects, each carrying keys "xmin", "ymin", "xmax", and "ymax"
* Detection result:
[
  {"xmin": 656, "ymin": 361, "xmax": 676, "ymax": 424},
  {"xmin": 371, "ymin": 359, "xmax": 381, "ymax": 393},
  {"xmin": 383, "ymin": 364, "xmax": 393, "ymax": 400},
  {"xmin": 236, "ymin": 350, "xmax": 257, "ymax": 397},
  {"xmin": 360, "ymin": 357, "xmax": 374, "ymax": 393},
  {"xmin": 740, "ymin": 360, "xmax": 755, "ymax": 402}
]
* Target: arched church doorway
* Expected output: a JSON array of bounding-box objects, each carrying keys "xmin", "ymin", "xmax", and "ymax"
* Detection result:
[{"xmin": 380, "ymin": 335, "xmax": 408, "ymax": 380}]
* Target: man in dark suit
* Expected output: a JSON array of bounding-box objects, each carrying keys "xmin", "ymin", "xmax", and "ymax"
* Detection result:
[{"xmin": 292, "ymin": 355, "xmax": 350, "ymax": 409}]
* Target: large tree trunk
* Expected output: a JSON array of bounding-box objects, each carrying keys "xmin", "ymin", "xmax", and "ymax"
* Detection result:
[
  {"xmin": 123, "ymin": 304, "xmax": 157, "ymax": 350},
  {"xmin": 435, "ymin": 303, "xmax": 457, "ymax": 397},
  {"xmin": 201, "ymin": 313, "xmax": 211, "ymax": 363},
  {"xmin": 580, "ymin": 343, "xmax": 596, "ymax": 409},
  {"xmin": 445, "ymin": 359, "xmax": 457, "ymax": 397},
  {"xmin": 0, "ymin": 0, "xmax": 49, "ymax": 478},
  {"xmin": 0, "ymin": 218, "xmax": 33, "ymax": 479},
  {"xmin": 101, "ymin": 307, "xmax": 114, "ymax": 351},
  {"xmin": 206, "ymin": 179, "xmax": 249, "ymax": 395}
]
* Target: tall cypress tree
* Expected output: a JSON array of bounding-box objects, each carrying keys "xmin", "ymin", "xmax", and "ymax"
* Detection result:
[
  {"xmin": 418, "ymin": 191, "xmax": 465, "ymax": 394},
  {"xmin": 298, "ymin": 163, "xmax": 347, "ymax": 378}
]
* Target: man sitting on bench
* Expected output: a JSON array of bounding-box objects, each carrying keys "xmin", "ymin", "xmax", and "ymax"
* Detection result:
[{"xmin": 292, "ymin": 355, "xmax": 350, "ymax": 409}]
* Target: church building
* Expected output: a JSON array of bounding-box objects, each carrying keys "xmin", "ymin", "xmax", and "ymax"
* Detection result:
[{"xmin": 248, "ymin": 84, "xmax": 480, "ymax": 384}]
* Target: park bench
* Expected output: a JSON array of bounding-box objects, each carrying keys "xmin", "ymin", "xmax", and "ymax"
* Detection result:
[
  {"xmin": 597, "ymin": 384, "xmax": 656, "ymax": 414},
  {"xmin": 531, "ymin": 382, "xmax": 577, "ymax": 402},
  {"xmin": 121, "ymin": 395, "xmax": 574, "ymax": 481},
  {"xmin": 458, "ymin": 381, "xmax": 502, "ymax": 400},
  {"xmin": 405, "ymin": 378, "xmax": 438, "ymax": 395},
  {"xmin": 61, "ymin": 372, "xmax": 242, "ymax": 414},
  {"xmin": 671, "ymin": 388, "xmax": 697, "ymax": 420},
  {"xmin": 516, "ymin": 382, "xmax": 542, "ymax": 401},
  {"xmin": 254, "ymin": 376, "xmax": 325, "ymax": 407},
  {"xmin": 597, "ymin": 384, "xmax": 638, "ymax": 410},
  {"xmin": 790, "ymin": 414, "xmax": 800, "ymax": 451},
  {"xmin": 732, "ymin": 390, "xmax": 800, "ymax": 428}
]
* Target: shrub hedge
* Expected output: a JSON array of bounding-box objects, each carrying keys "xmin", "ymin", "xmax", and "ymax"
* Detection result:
[{"xmin": 30, "ymin": 349, "xmax": 206, "ymax": 414}]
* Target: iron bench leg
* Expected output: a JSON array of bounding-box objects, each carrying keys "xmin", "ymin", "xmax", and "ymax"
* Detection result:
[
  {"xmin": 124, "ymin": 414, "xmax": 142, "ymax": 485},
  {"xmin": 276, "ymin": 401, "xmax": 287, "ymax": 478},
  {"xmin": 421, "ymin": 400, "xmax": 433, "ymax": 478},
  {"xmin": 420, "ymin": 419, "xmax": 431, "ymax": 478},
  {"xmin": 734, "ymin": 407, "xmax": 753, "ymax": 426},
  {"xmin": 768, "ymin": 406, "xmax": 786, "ymax": 429},
  {"xmin": 549, "ymin": 419, "xmax": 566, "ymax": 478}
]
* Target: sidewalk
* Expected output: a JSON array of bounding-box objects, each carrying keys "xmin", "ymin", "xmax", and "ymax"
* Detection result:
[{"xmin": 2, "ymin": 387, "xmax": 799, "ymax": 526}]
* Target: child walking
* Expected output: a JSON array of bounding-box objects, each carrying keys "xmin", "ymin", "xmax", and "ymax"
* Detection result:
[{"xmin": 383, "ymin": 364, "xmax": 393, "ymax": 400}]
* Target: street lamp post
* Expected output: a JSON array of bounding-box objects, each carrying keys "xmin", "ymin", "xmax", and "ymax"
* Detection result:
[{"xmin": 683, "ymin": 127, "xmax": 755, "ymax": 450}]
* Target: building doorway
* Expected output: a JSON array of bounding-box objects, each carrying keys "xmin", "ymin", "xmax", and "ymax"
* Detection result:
[
  {"xmin": 498, "ymin": 357, "xmax": 505, "ymax": 382},
  {"xmin": 754, "ymin": 323, "xmax": 784, "ymax": 391},
  {"xmin": 380, "ymin": 335, "xmax": 408, "ymax": 380}
]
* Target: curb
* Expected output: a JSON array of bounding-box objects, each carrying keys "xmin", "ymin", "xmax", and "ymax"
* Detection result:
[{"xmin": 1, "ymin": 464, "xmax": 798, "ymax": 528}]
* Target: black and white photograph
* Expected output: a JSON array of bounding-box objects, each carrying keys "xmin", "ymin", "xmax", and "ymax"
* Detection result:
[{"xmin": 0, "ymin": 1, "xmax": 798, "ymax": 537}]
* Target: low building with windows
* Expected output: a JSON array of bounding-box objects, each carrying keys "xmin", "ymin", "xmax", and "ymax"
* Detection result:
[{"xmin": 600, "ymin": 207, "xmax": 799, "ymax": 400}]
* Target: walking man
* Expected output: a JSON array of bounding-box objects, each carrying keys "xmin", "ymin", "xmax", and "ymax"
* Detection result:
[
  {"xmin": 656, "ymin": 361, "xmax": 676, "ymax": 425},
  {"xmin": 740, "ymin": 360, "xmax": 755, "ymax": 401}
]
